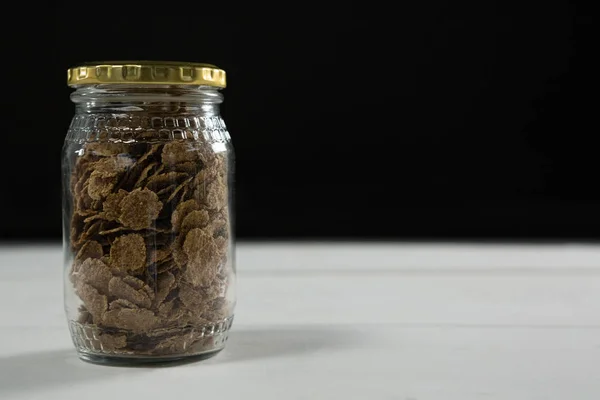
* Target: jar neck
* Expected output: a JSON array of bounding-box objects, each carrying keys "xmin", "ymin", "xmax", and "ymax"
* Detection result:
[{"xmin": 70, "ymin": 84, "xmax": 223, "ymax": 115}]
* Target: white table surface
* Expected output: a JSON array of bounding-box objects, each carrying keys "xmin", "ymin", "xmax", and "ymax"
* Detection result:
[{"xmin": 0, "ymin": 242, "xmax": 599, "ymax": 400}]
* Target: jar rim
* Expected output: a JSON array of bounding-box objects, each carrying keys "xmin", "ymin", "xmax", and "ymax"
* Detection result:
[{"xmin": 67, "ymin": 61, "xmax": 226, "ymax": 88}]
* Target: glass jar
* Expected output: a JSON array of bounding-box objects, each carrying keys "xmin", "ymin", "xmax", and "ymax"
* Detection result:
[{"xmin": 61, "ymin": 62, "xmax": 235, "ymax": 364}]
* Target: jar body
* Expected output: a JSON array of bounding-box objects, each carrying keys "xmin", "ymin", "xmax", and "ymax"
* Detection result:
[{"xmin": 62, "ymin": 85, "xmax": 235, "ymax": 363}]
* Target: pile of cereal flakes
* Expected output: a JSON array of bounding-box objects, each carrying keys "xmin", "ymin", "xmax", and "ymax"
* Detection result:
[{"xmin": 68, "ymin": 140, "xmax": 231, "ymax": 356}]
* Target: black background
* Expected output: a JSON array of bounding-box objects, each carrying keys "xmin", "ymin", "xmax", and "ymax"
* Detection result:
[{"xmin": 3, "ymin": 1, "xmax": 596, "ymax": 241}]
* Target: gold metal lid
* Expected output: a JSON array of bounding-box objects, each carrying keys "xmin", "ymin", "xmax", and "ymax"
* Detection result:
[{"xmin": 67, "ymin": 61, "xmax": 226, "ymax": 87}]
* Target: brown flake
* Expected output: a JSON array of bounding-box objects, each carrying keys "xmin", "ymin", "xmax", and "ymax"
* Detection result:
[
  {"xmin": 178, "ymin": 310, "xmax": 212, "ymax": 328},
  {"xmin": 73, "ymin": 167, "xmax": 94, "ymax": 197},
  {"xmin": 110, "ymin": 233, "xmax": 146, "ymax": 273},
  {"xmin": 202, "ymin": 297, "xmax": 230, "ymax": 322},
  {"xmin": 165, "ymin": 177, "xmax": 193, "ymax": 203},
  {"xmin": 73, "ymin": 220, "xmax": 102, "ymax": 248},
  {"xmin": 103, "ymin": 307, "xmax": 159, "ymax": 332},
  {"xmin": 190, "ymin": 169, "xmax": 209, "ymax": 189},
  {"xmin": 97, "ymin": 333, "xmax": 128, "ymax": 351},
  {"xmin": 146, "ymin": 247, "xmax": 172, "ymax": 267},
  {"xmin": 123, "ymin": 275, "xmax": 155, "ymax": 301},
  {"xmin": 160, "ymin": 302, "xmax": 195, "ymax": 328},
  {"xmin": 204, "ymin": 278, "xmax": 225, "ymax": 300},
  {"xmin": 182, "ymin": 228, "xmax": 220, "ymax": 287},
  {"xmin": 157, "ymin": 299, "xmax": 176, "ymax": 319},
  {"xmin": 145, "ymin": 172, "xmax": 188, "ymax": 193},
  {"xmin": 133, "ymin": 162, "xmax": 159, "ymax": 188},
  {"xmin": 191, "ymin": 180, "xmax": 209, "ymax": 205},
  {"xmin": 93, "ymin": 155, "xmax": 134, "ymax": 176},
  {"xmin": 122, "ymin": 274, "xmax": 144, "ymax": 289},
  {"xmin": 161, "ymin": 141, "xmax": 200, "ymax": 165},
  {"xmin": 84, "ymin": 220, "xmax": 102, "ymax": 237},
  {"xmin": 180, "ymin": 184, "xmax": 193, "ymax": 202},
  {"xmin": 76, "ymin": 258, "xmax": 113, "ymax": 295},
  {"xmin": 109, "ymin": 298, "xmax": 139, "ymax": 310},
  {"xmin": 75, "ymin": 283, "xmax": 108, "ymax": 323},
  {"xmin": 145, "ymin": 326, "xmax": 186, "ymax": 339},
  {"xmin": 139, "ymin": 283, "xmax": 156, "ymax": 304},
  {"xmin": 181, "ymin": 210, "xmax": 210, "ymax": 234},
  {"xmin": 82, "ymin": 213, "xmax": 106, "ymax": 224},
  {"xmin": 156, "ymin": 256, "xmax": 177, "ymax": 273},
  {"xmin": 86, "ymin": 156, "xmax": 133, "ymax": 200},
  {"xmin": 209, "ymin": 215, "xmax": 229, "ymax": 239},
  {"xmin": 204, "ymin": 177, "xmax": 228, "ymax": 211},
  {"xmin": 77, "ymin": 307, "xmax": 94, "ymax": 324},
  {"xmin": 151, "ymin": 333, "xmax": 201, "ymax": 355},
  {"xmin": 153, "ymin": 272, "xmax": 176, "ymax": 307},
  {"xmin": 170, "ymin": 161, "xmax": 198, "ymax": 175},
  {"xmin": 164, "ymin": 186, "xmax": 185, "ymax": 210},
  {"xmin": 179, "ymin": 281, "xmax": 210, "ymax": 313},
  {"xmin": 108, "ymin": 276, "xmax": 152, "ymax": 309},
  {"xmin": 75, "ymin": 240, "xmax": 103, "ymax": 262},
  {"xmin": 136, "ymin": 144, "xmax": 163, "ymax": 166},
  {"xmin": 108, "ymin": 277, "xmax": 152, "ymax": 308},
  {"xmin": 118, "ymin": 188, "xmax": 163, "ymax": 230},
  {"xmin": 78, "ymin": 185, "xmax": 96, "ymax": 210},
  {"xmin": 156, "ymin": 185, "xmax": 177, "ymax": 201},
  {"xmin": 171, "ymin": 199, "xmax": 200, "ymax": 232},
  {"xmin": 171, "ymin": 238, "xmax": 188, "ymax": 267},
  {"xmin": 102, "ymin": 189, "xmax": 128, "ymax": 221},
  {"xmin": 87, "ymin": 175, "xmax": 115, "ymax": 200},
  {"xmin": 70, "ymin": 213, "xmax": 86, "ymax": 245},
  {"xmin": 117, "ymin": 144, "xmax": 163, "ymax": 191},
  {"xmin": 99, "ymin": 226, "xmax": 130, "ymax": 235},
  {"xmin": 214, "ymin": 236, "xmax": 228, "ymax": 256}
]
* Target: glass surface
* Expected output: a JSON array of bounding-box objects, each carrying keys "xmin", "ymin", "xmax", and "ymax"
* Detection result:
[{"xmin": 61, "ymin": 85, "xmax": 235, "ymax": 363}]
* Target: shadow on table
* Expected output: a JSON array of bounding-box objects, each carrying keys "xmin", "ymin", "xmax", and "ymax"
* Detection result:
[
  {"xmin": 0, "ymin": 348, "xmax": 137, "ymax": 396},
  {"xmin": 0, "ymin": 327, "xmax": 359, "ymax": 395}
]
